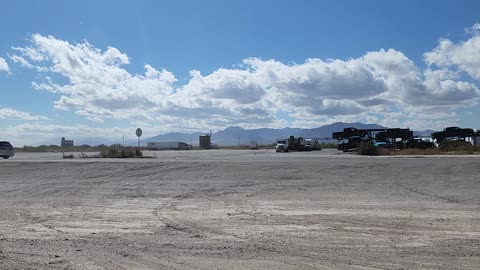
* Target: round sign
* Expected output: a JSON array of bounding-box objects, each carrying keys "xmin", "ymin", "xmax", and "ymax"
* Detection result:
[{"xmin": 136, "ymin": 128, "xmax": 143, "ymax": 137}]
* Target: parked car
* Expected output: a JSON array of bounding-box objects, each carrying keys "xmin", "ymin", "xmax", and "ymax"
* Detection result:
[
  {"xmin": 0, "ymin": 141, "xmax": 14, "ymax": 159},
  {"xmin": 396, "ymin": 138, "xmax": 435, "ymax": 150},
  {"xmin": 374, "ymin": 140, "xmax": 393, "ymax": 148},
  {"xmin": 337, "ymin": 136, "xmax": 363, "ymax": 152}
]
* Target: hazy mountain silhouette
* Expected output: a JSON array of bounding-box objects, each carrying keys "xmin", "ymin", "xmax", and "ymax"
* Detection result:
[
  {"xmin": 34, "ymin": 137, "xmax": 116, "ymax": 147},
  {"xmin": 145, "ymin": 132, "xmax": 203, "ymax": 145},
  {"xmin": 145, "ymin": 122, "xmax": 387, "ymax": 146},
  {"xmin": 35, "ymin": 123, "xmax": 438, "ymax": 147},
  {"xmin": 413, "ymin": 129, "xmax": 437, "ymax": 137}
]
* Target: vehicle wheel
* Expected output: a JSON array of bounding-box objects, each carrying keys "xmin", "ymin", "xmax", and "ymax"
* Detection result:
[{"xmin": 2, "ymin": 156, "xmax": 9, "ymax": 159}]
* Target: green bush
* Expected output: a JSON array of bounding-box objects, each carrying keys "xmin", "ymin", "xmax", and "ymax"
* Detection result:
[{"xmin": 357, "ymin": 141, "xmax": 379, "ymax": 156}]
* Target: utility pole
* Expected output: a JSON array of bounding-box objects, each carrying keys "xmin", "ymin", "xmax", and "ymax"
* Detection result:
[{"xmin": 238, "ymin": 136, "xmax": 241, "ymax": 148}]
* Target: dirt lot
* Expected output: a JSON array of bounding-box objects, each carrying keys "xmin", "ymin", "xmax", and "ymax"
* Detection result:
[{"xmin": 0, "ymin": 150, "xmax": 479, "ymax": 269}]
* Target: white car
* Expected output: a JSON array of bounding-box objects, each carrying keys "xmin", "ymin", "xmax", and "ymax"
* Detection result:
[{"xmin": 0, "ymin": 141, "xmax": 14, "ymax": 159}]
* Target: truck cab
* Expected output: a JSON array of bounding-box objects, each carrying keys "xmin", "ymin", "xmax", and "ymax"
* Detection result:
[{"xmin": 275, "ymin": 140, "xmax": 289, "ymax": 152}]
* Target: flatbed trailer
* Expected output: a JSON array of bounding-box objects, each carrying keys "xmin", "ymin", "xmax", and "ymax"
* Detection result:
[
  {"xmin": 333, "ymin": 128, "xmax": 413, "ymax": 152},
  {"xmin": 431, "ymin": 127, "xmax": 475, "ymax": 144}
]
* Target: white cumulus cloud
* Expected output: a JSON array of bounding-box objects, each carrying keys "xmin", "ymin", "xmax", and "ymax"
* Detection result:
[
  {"xmin": 7, "ymin": 29, "xmax": 480, "ymax": 131},
  {"xmin": 424, "ymin": 29, "xmax": 480, "ymax": 80},
  {"xmin": 0, "ymin": 57, "xmax": 10, "ymax": 73},
  {"xmin": 0, "ymin": 107, "xmax": 47, "ymax": 121}
]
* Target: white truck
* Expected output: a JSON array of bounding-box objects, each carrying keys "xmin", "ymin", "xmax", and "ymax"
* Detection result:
[
  {"xmin": 147, "ymin": 142, "xmax": 190, "ymax": 150},
  {"xmin": 275, "ymin": 140, "xmax": 289, "ymax": 152}
]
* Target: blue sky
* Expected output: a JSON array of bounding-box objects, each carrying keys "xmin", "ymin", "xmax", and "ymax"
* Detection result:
[{"xmin": 0, "ymin": 0, "xmax": 479, "ymax": 145}]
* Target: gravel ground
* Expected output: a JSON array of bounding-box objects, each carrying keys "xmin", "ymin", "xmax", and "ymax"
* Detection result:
[{"xmin": 0, "ymin": 150, "xmax": 479, "ymax": 269}]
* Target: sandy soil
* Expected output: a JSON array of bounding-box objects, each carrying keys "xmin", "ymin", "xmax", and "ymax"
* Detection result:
[{"xmin": 0, "ymin": 150, "xmax": 479, "ymax": 269}]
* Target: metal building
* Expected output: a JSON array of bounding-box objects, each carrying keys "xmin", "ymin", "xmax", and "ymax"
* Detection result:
[
  {"xmin": 61, "ymin": 137, "xmax": 74, "ymax": 147},
  {"xmin": 199, "ymin": 134, "xmax": 211, "ymax": 149}
]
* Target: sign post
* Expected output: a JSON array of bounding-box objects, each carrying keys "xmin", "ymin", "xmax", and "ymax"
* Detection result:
[{"xmin": 136, "ymin": 128, "xmax": 143, "ymax": 148}]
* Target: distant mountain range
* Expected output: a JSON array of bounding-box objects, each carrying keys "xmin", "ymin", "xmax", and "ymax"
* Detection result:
[
  {"xmin": 145, "ymin": 122, "xmax": 388, "ymax": 146},
  {"xmin": 413, "ymin": 130, "xmax": 437, "ymax": 137},
  {"xmin": 35, "ymin": 137, "xmax": 117, "ymax": 147},
  {"xmin": 145, "ymin": 132, "xmax": 203, "ymax": 145},
  {"xmin": 34, "ymin": 122, "xmax": 439, "ymax": 147}
]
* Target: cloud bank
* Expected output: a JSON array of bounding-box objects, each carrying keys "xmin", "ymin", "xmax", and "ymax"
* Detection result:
[{"xmin": 3, "ymin": 25, "xmax": 480, "ymax": 144}]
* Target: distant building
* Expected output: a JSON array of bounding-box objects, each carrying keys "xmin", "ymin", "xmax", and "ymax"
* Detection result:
[
  {"xmin": 61, "ymin": 137, "xmax": 74, "ymax": 147},
  {"xmin": 199, "ymin": 134, "xmax": 211, "ymax": 149},
  {"xmin": 147, "ymin": 142, "xmax": 190, "ymax": 150}
]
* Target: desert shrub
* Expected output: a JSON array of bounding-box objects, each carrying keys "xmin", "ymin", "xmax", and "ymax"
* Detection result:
[
  {"xmin": 391, "ymin": 142, "xmax": 480, "ymax": 155},
  {"xmin": 438, "ymin": 141, "xmax": 474, "ymax": 152},
  {"xmin": 123, "ymin": 149, "xmax": 137, "ymax": 158},
  {"xmin": 108, "ymin": 148, "xmax": 119, "ymax": 157},
  {"xmin": 394, "ymin": 148, "xmax": 438, "ymax": 155},
  {"xmin": 62, "ymin": 153, "xmax": 74, "ymax": 159},
  {"xmin": 100, "ymin": 147, "xmax": 119, "ymax": 158},
  {"xmin": 100, "ymin": 147, "xmax": 143, "ymax": 158},
  {"xmin": 357, "ymin": 141, "xmax": 379, "ymax": 156},
  {"xmin": 319, "ymin": 143, "xmax": 337, "ymax": 149},
  {"xmin": 100, "ymin": 149, "xmax": 108, "ymax": 158}
]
